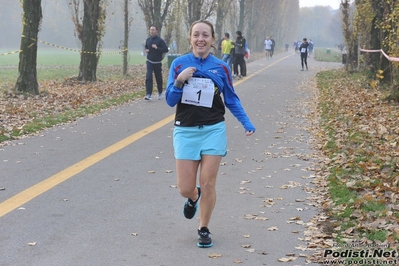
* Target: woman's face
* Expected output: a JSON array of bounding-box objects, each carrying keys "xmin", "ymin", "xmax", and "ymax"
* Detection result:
[{"xmin": 190, "ymin": 22, "xmax": 214, "ymax": 58}]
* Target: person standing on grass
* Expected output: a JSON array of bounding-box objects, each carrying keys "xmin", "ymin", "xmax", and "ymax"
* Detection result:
[
  {"xmin": 299, "ymin": 38, "xmax": 309, "ymax": 71},
  {"xmin": 165, "ymin": 19, "xmax": 255, "ymax": 248},
  {"xmin": 144, "ymin": 25, "xmax": 169, "ymax": 100}
]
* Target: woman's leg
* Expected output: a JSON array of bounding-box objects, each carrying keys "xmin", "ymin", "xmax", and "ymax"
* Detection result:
[
  {"xmin": 176, "ymin": 160, "xmax": 200, "ymax": 201},
  {"xmin": 198, "ymin": 155, "xmax": 222, "ymax": 228}
]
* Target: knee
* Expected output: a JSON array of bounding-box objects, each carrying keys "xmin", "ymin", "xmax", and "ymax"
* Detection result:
[
  {"xmin": 178, "ymin": 186, "xmax": 196, "ymax": 198},
  {"xmin": 199, "ymin": 180, "xmax": 216, "ymax": 194}
]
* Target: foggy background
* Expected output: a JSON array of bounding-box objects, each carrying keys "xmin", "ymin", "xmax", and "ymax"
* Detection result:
[
  {"xmin": 0, "ymin": 0, "xmax": 148, "ymax": 52},
  {"xmin": 0, "ymin": 1, "xmax": 343, "ymax": 53}
]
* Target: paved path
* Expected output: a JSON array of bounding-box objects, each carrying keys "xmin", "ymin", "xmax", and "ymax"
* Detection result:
[{"xmin": 0, "ymin": 52, "xmax": 341, "ymax": 266}]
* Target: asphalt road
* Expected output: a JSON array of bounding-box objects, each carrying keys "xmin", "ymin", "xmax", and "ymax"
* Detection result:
[{"xmin": 0, "ymin": 51, "xmax": 341, "ymax": 266}]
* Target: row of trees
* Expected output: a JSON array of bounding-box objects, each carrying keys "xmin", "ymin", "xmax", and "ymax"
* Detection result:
[
  {"xmin": 13, "ymin": 1, "xmax": 344, "ymax": 95},
  {"xmin": 341, "ymin": 0, "xmax": 399, "ymax": 86},
  {"xmin": 137, "ymin": 0, "xmax": 301, "ymax": 56},
  {"xmin": 16, "ymin": 0, "xmax": 302, "ymax": 94}
]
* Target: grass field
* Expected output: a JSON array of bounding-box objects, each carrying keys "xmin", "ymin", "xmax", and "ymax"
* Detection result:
[
  {"xmin": 314, "ymin": 47, "xmax": 342, "ymax": 63},
  {"xmin": 0, "ymin": 48, "xmax": 147, "ymax": 66},
  {"xmin": 0, "ymin": 48, "xmax": 148, "ymax": 83},
  {"xmin": 0, "ymin": 47, "xmax": 341, "ymax": 85}
]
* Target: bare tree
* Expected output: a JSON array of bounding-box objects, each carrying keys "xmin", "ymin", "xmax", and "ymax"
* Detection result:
[
  {"xmin": 15, "ymin": 0, "xmax": 42, "ymax": 95},
  {"xmin": 237, "ymin": 0, "xmax": 245, "ymax": 32},
  {"xmin": 68, "ymin": 0, "xmax": 107, "ymax": 82},
  {"xmin": 185, "ymin": 0, "xmax": 217, "ymax": 27},
  {"xmin": 123, "ymin": 0, "xmax": 133, "ymax": 76},
  {"xmin": 341, "ymin": 0, "xmax": 358, "ymax": 71},
  {"xmin": 215, "ymin": 0, "xmax": 234, "ymax": 57},
  {"xmin": 138, "ymin": 0, "xmax": 174, "ymax": 36}
]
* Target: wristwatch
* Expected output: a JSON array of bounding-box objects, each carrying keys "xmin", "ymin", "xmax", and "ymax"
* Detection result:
[{"xmin": 174, "ymin": 79, "xmax": 184, "ymax": 89}]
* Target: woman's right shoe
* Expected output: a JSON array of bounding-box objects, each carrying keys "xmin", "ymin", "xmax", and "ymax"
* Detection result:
[{"xmin": 197, "ymin": 227, "xmax": 213, "ymax": 248}]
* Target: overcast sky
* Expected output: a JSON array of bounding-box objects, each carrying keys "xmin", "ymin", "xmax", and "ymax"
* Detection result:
[{"xmin": 299, "ymin": 0, "xmax": 341, "ymax": 9}]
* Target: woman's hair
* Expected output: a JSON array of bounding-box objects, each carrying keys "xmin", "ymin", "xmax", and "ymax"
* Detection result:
[{"xmin": 188, "ymin": 19, "xmax": 217, "ymax": 51}]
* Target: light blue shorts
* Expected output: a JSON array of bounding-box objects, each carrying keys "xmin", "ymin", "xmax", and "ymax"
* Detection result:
[{"xmin": 173, "ymin": 121, "xmax": 227, "ymax": 160}]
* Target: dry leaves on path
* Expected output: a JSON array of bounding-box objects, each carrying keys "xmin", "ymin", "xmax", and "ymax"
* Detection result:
[{"xmin": 0, "ymin": 65, "xmax": 148, "ymax": 144}]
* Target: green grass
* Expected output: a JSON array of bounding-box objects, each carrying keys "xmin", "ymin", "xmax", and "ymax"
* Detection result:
[
  {"xmin": 314, "ymin": 47, "xmax": 342, "ymax": 63},
  {"xmin": 0, "ymin": 48, "xmax": 147, "ymax": 66},
  {"xmin": 0, "ymin": 49, "xmax": 149, "ymax": 83}
]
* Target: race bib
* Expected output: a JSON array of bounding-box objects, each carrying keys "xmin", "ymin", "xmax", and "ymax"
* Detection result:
[
  {"xmin": 301, "ymin": 48, "xmax": 306, "ymax": 53},
  {"xmin": 181, "ymin": 77, "xmax": 214, "ymax": 108}
]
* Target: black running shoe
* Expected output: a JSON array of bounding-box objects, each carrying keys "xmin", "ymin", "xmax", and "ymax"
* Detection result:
[
  {"xmin": 197, "ymin": 227, "xmax": 213, "ymax": 248},
  {"xmin": 183, "ymin": 186, "xmax": 201, "ymax": 219}
]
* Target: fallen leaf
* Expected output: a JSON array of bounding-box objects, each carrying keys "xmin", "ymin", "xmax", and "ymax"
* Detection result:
[
  {"xmin": 277, "ymin": 257, "xmax": 296, "ymax": 262},
  {"xmin": 208, "ymin": 253, "xmax": 223, "ymax": 258}
]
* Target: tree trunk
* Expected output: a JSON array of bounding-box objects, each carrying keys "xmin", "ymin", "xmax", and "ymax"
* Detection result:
[
  {"xmin": 78, "ymin": 0, "xmax": 100, "ymax": 82},
  {"xmin": 187, "ymin": 0, "xmax": 203, "ymax": 25},
  {"xmin": 376, "ymin": 1, "xmax": 391, "ymax": 82},
  {"xmin": 123, "ymin": 0, "xmax": 129, "ymax": 76},
  {"xmin": 138, "ymin": 0, "xmax": 173, "ymax": 37},
  {"xmin": 238, "ymin": 0, "xmax": 245, "ymax": 32},
  {"xmin": 15, "ymin": 0, "xmax": 42, "ymax": 95},
  {"xmin": 341, "ymin": 0, "xmax": 358, "ymax": 72},
  {"xmin": 215, "ymin": 5, "xmax": 224, "ymax": 58}
]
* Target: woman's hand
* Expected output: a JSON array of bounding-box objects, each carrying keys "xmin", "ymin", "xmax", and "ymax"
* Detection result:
[
  {"xmin": 245, "ymin": 131, "xmax": 254, "ymax": 136},
  {"xmin": 177, "ymin": 67, "xmax": 196, "ymax": 83}
]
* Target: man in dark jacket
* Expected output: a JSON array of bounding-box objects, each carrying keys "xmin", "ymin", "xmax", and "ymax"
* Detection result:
[
  {"xmin": 233, "ymin": 31, "xmax": 246, "ymax": 79},
  {"xmin": 299, "ymin": 38, "xmax": 309, "ymax": 71},
  {"xmin": 270, "ymin": 36, "xmax": 276, "ymax": 59},
  {"xmin": 144, "ymin": 25, "xmax": 169, "ymax": 100}
]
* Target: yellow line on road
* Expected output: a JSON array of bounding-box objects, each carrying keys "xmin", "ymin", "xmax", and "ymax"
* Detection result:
[
  {"xmin": 0, "ymin": 114, "xmax": 175, "ymax": 218},
  {"xmin": 0, "ymin": 53, "xmax": 294, "ymax": 218}
]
